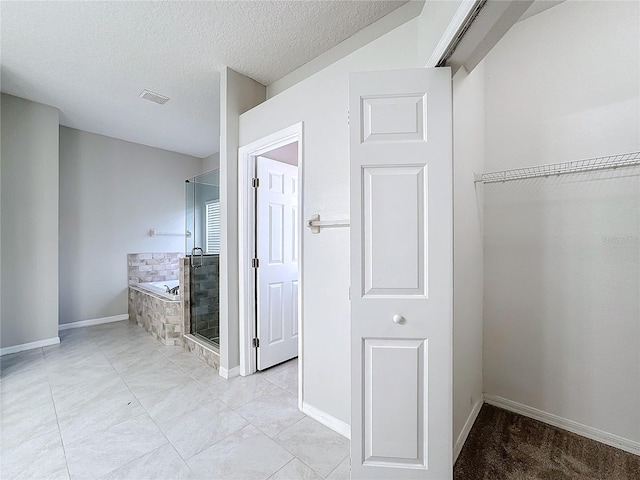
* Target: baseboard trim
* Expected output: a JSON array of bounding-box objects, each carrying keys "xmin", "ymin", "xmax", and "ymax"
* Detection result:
[
  {"xmin": 454, "ymin": 397, "xmax": 484, "ymax": 462},
  {"xmin": 302, "ymin": 402, "xmax": 350, "ymax": 440},
  {"xmin": 484, "ymin": 394, "xmax": 640, "ymax": 456},
  {"xmin": 58, "ymin": 314, "xmax": 129, "ymax": 331},
  {"xmin": 0, "ymin": 336, "xmax": 60, "ymax": 356},
  {"xmin": 219, "ymin": 365, "xmax": 240, "ymax": 379}
]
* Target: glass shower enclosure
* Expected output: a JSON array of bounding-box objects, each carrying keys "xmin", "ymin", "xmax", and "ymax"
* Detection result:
[{"xmin": 185, "ymin": 169, "xmax": 220, "ymax": 349}]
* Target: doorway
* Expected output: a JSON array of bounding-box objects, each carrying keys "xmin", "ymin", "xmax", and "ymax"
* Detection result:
[{"xmin": 238, "ymin": 123, "xmax": 304, "ymax": 404}]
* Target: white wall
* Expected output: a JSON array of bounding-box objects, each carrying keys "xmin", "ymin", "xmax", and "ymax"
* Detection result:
[
  {"xmin": 483, "ymin": 0, "xmax": 640, "ymax": 444},
  {"xmin": 239, "ymin": 1, "xmax": 471, "ymax": 428},
  {"xmin": 240, "ymin": 17, "xmax": 421, "ymax": 428},
  {"xmin": 219, "ymin": 67, "xmax": 265, "ymax": 374},
  {"xmin": 59, "ymin": 127, "xmax": 202, "ymax": 325},
  {"xmin": 452, "ymin": 64, "xmax": 485, "ymax": 455},
  {"xmin": 1, "ymin": 94, "xmax": 60, "ymax": 349}
]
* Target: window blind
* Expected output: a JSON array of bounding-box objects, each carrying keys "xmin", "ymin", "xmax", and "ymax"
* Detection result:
[{"xmin": 205, "ymin": 200, "xmax": 221, "ymax": 254}]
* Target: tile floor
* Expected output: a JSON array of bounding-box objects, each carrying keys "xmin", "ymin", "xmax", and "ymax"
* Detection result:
[{"xmin": 0, "ymin": 321, "xmax": 351, "ymax": 480}]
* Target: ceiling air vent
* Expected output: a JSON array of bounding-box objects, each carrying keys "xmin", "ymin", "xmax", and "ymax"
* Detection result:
[{"xmin": 139, "ymin": 89, "xmax": 170, "ymax": 105}]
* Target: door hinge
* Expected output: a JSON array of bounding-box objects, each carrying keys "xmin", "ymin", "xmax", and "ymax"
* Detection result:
[
  {"xmin": 347, "ymin": 110, "xmax": 350, "ymax": 126},
  {"xmin": 252, "ymin": 177, "xmax": 260, "ymax": 188},
  {"xmin": 251, "ymin": 258, "xmax": 260, "ymax": 268},
  {"xmin": 252, "ymin": 338, "xmax": 260, "ymax": 348}
]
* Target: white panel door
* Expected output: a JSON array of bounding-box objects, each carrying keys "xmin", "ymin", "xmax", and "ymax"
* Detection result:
[
  {"xmin": 257, "ymin": 156, "xmax": 299, "ymax": 370},
  {"xmin": 350, "ymin": 68, "xmax": 453, "ymax": 479}
]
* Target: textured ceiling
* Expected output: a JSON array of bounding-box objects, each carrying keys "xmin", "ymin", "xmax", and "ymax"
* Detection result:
[{"xmin": 1, "ymin": 1, "xmax": 407, "ymax": 158}]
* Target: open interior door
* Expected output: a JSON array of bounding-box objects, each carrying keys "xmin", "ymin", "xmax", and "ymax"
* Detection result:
[
  {"xmin": 350, "ymin": 68, "xmax": 453, "ymax": 479},
  {"xmin": 256, "ymin": 156, "xmax": 299, "ymax": 370}
]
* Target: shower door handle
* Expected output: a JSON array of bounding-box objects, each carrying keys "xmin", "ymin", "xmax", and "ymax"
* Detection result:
[{"xmin": 191, "ymin": 247, "xmax": 204, "ymax": 268}]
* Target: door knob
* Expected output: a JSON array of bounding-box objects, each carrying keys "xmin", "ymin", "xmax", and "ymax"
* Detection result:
[{"xmin": 392, "ymin": 314, "xmax": 405, "ymax": 324}]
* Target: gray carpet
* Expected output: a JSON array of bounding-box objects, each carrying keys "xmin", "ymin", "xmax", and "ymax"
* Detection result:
[{"xmin": 454, "ymin": 404, "xmax": 640, "ymax": 480}]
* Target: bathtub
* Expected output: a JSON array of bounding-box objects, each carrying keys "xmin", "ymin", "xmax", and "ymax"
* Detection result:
[
  {"xmin": 134, "ymin": 280, "xmax": 180, "ymax": 301},
  {"xmin": 128, "ymin": 280, "xmax": 183, "ymax": 345}
]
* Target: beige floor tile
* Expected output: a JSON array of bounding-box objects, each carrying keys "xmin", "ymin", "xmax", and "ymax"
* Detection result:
[
  {"xmin": 189, "ymin": 363, "xmax": 226, "ymax": 389},
  {"xmin": 50, "ymin": 371, "xmax": 129, "ymax": 414},
  {"xmin": 326, "ymin": 456, "xmax": 351, "ymax": 480},
  {"xmin": 64, "ymin": 414, "xmax": 167, "ymax": 480},
  {"xmin": 209, "ymin": 374, "xmax": 281, "ymax": 409},
  {"xmin": 0, "ymin": 322, "xmax": 340, "ymax": 480},
  {"xmin": 0, "ymin": 428, "xmax": 69, "ymax": 480},
  {"xmin": 99, "ymin": 443, "xmax": 193, "ymax": 480},
  {"xmin": 259, "ymin": 359, "xmax": 298, "ymax": 395},
  {"xmin": 121, "ymin": 362, "xmax": 192, "ymax": 398},
  {"xmin": 188, "ymin": 425, "xmax": 293, "ymax": 480},
  {"xmin": 137, "ymin": 379, "xmax": 216, "ymax": 424},
  {"xmin": 158, "ymin": 399, "xmax": 247, "ymax": 459},
  {"xmin": 57, "ymin": 389, "xmax": 144, "ymax": 445},
  {"xmin": 235, "ymin": 389, "xmax": 304, "ymax": 438},
  {"xmin": 1, "ymin": 396, "xmax": 59, "ymax": 449},
  {"xmin": 268, "ymin": 458, "xmax": 323, "ymax": 480},
  {"xmin": 0, "ymin": 348, "xmax": 44, "ymax": 377},
  {"xmin": 274, "ymin": 417, "xmax": 349, "ymax": 477}
]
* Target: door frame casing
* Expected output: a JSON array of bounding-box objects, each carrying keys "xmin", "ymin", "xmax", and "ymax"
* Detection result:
[{"xmin": 237, "ymin": 122, "xmax": 304, "ymax": 402}]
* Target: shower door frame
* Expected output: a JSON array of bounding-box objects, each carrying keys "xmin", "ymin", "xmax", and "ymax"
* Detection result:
[
  {"xmin": 185, "ymin": 171, "xmax": 221, "ymax": 350},
  {"xmin": 238, "ymin": 123, "xmax": 304, "ymax": 405}
]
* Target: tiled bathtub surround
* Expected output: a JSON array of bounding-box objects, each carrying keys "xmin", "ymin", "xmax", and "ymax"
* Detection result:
[
  {"xmin": 127, "ymin": 254, "xmax": 220, "ymax": 368},
  {"xmin": 127, "ymin": 252, "xmax": 181, "ymax": 285},
  {"xmin": 128, "ymin": 288, "xmax": 182, "ymax": 345}
]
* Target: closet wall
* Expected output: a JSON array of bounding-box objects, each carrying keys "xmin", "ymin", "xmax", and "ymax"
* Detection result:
[
  {"xmin": 482, "ymin": 0, "xmax": 639, "ymax": 444},
  {"xmin": 452, "ymin": 64, "xmax": 485, "ymax": 452}
]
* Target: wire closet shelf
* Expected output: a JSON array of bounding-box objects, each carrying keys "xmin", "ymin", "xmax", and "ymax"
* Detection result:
[{"xmin": 474, "ymin": 151, "xmax": 640, "ymax": 184}]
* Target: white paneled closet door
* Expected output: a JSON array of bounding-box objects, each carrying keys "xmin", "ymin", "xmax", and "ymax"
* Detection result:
[{"xmin": 350, "ymin": 68, "xmax": 453, "ymax": 479}]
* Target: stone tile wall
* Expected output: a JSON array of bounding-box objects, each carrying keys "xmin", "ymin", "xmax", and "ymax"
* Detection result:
[
  {"xmin": 179, "ymin": 257, "xmax": 221, "ymax": 369},
  {"xmin": 127, "ymin": 252, "xmax": 181, "ymax": 284},
  {"xmin": 128, "ymin": 255, "xmax": 220, "ymax": 371},
  {"xmin": 182, "ymin": 335, "xmax": 220, "ymax": 370},
  {"xmin": 191, "ymin": 255, "xmax": 220, "ymax": 341},
  {"xmin": 128, "ymin": 287, "xmax": 182, "ymax": 345},
  {"xmin": 180, "ymin": 255, "xmax": 220, "ymax": 343}
]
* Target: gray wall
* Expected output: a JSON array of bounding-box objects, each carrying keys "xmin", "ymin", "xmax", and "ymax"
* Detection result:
[
  {"xmin": 59, "ymin": 127, "xmax": 203, "ymax": 325},
  {"xmin": 202, "ymin": 152, "xmax": 220, "ymax": 173},
  {"xmin": 1, "ymin": 94, "xmax": 60, "ymax": 349},
  {"xmin": 219, "ymin": 67, "xmax": 266, "ymax": 374}
]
